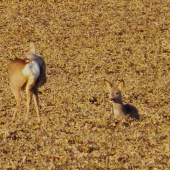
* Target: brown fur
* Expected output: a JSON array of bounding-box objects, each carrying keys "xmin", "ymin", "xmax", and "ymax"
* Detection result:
[
  {"xmin": 8, "ymin": 43, "xmax": 46, "ymax": 122},
  {"xmin": 104, "ymin": 79, "xmax": 140, "ymax": 120}
]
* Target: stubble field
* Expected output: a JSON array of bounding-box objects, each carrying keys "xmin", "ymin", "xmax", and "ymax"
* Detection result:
[{"xmin": 0, "ymin": 0, "xmax": 170, "ymax": 169}]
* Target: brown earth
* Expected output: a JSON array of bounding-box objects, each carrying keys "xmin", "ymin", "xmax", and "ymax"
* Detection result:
[{"xmin": 0, "ymin": 0, "xmax": 170, "ymax": 169}]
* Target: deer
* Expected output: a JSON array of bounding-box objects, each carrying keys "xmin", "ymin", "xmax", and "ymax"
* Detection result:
[
  {"xmin": 8, "ymin": 42, "xmax": 46, "ymax": 122},
  {"xmin": 104, "ymin": 79, "xmax": 140, "ymax": 120}
]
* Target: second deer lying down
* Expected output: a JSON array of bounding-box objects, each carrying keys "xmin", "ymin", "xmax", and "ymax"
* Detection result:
[
  {"xmin": 104, "ymin": 79, "xmax": 140, "ymax": 120},
  {"xmin": 8, "ymin": 43, "xmax": 46, "ymax": 122}
]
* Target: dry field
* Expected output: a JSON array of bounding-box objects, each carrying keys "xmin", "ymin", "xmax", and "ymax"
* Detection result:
[{"xmin": 0, "ymin": 0, "xmax": 170, "ymax": 169}]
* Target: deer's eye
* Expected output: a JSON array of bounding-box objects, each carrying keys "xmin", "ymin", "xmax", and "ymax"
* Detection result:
[{"xmin": 116, "ymin": 92, "xmax": 119, "ymax": 95}]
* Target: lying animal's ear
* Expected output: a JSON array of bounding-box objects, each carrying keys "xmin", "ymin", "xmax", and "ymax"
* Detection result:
[
  {"xmin": 117, "ymin": 80, "xmax": 125, "ymax": 91},
  {"xmin": 104, "ymin": 79, "xmax": 112, "ymax": 91}
]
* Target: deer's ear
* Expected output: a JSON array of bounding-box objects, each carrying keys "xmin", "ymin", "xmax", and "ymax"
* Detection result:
[
  {"xmin": 104, "ymin": 79, "xmax": 112, "ymax": 91},
  {"xmin": 117, "ymin": 80, "xmax": 125, "ymax": 91},
  {"xmin": 30, "ymin": 42, "xmax": 36, "ymax": 54}
]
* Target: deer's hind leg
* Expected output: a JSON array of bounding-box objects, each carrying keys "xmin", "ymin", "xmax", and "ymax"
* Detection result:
[
  {"xmin": 33, "ymin": 92, "xmax": 40, "ymax": 122},
  {"xmin": 10, "ymin": 85, "xmax": 22, "ymax": 122},
  {"xmin": 25, "ymin": 87, "xmax": 33, "ymax": 122},
  {"xmin": 25, "ymin": 78, "xmax": 35, "ymax": 122},
  {"xmin": 32, "ymin": 86, "xmax": 40, "ymax": 122}
]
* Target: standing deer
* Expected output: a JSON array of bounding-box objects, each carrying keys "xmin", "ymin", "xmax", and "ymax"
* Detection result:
[
  {"xmin": 8, "ymin": 43, "xmax": 46, "ymax": 122},
  {"xmin": 104, "ymin": 79, "xmax": 139, "ymax": 120}
]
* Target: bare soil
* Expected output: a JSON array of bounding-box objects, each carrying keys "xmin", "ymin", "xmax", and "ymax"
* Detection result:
[{"xmin": 0, "ymin": 0, "xmax": 170, "ymax": 169}]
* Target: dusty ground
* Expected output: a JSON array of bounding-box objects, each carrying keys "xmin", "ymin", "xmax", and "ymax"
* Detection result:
[{"xmin": 0, "ymin": 0, "xmax": 170, "ymax": 169}]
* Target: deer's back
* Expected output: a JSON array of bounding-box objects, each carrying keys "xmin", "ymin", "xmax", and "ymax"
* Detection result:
[
  {"xmin": 124, "ymin": 104, "xmax": 140, "ymax": 119},
  {"xmin": 8, "ymin": 58, "xmax": 28, "ymax": 89}
]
